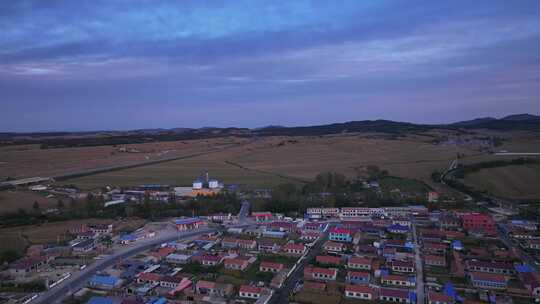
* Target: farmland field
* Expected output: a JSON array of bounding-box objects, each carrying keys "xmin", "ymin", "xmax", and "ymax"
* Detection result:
[
  {"xmin": 463, "ymin": 164, "xmax": 540, "ymax": 200},
  {"xmin": 59, "ymin": 134, "xmax": 470, "ymax": 190},
  {"xmin": 0, "ymin": 137, "xmax": 247, "ymax": 180},
  {"xmin": 2, "ymin": 131, "xmax": 540, "ymax": 200}
]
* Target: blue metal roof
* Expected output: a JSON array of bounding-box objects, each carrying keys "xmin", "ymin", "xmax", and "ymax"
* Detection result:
[
  {"xmin": 87, "ymin": 297, "xmax": 114, "ymax": 304},
  {"xmin": 119, "ymin": 234, "xmax": 136, "ymax": 241},
  {"xmin": 88, "ymin": 275, "xmax": 118, "ymax": 286},
  {"xmin": 146, "ymin": 298, "xmax": 167, "ymax": 304},
  {"xmin": 515, "ymin": 264, "xmax": 534, "ymax": 273}
]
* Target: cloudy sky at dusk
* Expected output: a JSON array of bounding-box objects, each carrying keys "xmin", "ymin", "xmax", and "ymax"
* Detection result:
[{"xmin": 1, "ymin": 0, "xmax": 540, "ymax": 132}]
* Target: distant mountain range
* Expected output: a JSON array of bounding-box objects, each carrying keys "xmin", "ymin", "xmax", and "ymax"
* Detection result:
[{"xmin": 1, "ymin": 113, "xmax": 539, "ymax": 147}]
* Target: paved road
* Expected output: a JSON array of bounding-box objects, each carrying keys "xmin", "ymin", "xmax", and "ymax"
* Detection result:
[
  {"xmin": 268, "ymin": 226, "xmax": 330, "ymax": 304},
  {"xmin": 238, "ymin": 200, "xmax": 250, "ymax": 223},
  {"xmin": 412, "ymin": 223, "xmax": 425, "ymax": 304},
  {"xmin": 35, "ymin": 227, "xmax": 215, "ymax": 304}
]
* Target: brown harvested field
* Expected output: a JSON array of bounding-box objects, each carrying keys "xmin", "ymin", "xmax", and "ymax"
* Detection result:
[
  {"xmin": 0, "ymin": 190, "xmax": 58, "ymax": 214},
  {"xmin": 62, "ymin": 133, "xmax": 479, "ymax": 190},
  {"xmin": 463, "ymin": 164, "xmax": 540, "ymax": 200},
  {"xmin": 4, "ymin": 131, "xmax": 540, "ymax": 197},
  {"xmin": 0, "ymin": 137, "xmax": 247, "ymax": 180}
]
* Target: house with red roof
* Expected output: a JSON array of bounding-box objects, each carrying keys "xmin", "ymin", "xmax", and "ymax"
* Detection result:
[
  {"xmin": 239, "ymin": 285, "xmax": 265, "ymax": 299},
  {"xmin": 459, "ymin": 213, "xmax": 496, "ymax": 235},
  {"xmin": 195, "ymin": 280, "xmax": 234, "ymax": 297},
  {"xmin": 379, "ymin": 288, "xmax": 412, "ymax": 303},
  {"xmin": 194, "ymin": 254, "xmax": 223, "ymax": 266},
  {"xmin": 465, "ymin": 260, "xmax": 515, "ymax": 275},
  {"xmin": 425, "ymin": 254, "xmax": 447, "ymax": 267},
  {"xmin": 224, "ymin": 258, "xmax": 251, "ymax": 271},
  {"xmin": 391, "ymin": 260, "xmax": 415, "ymax": 273},
  {"xmin": 423, "ymin": 242, "xmax": 448, "ymax": 254},
  {"xmin": 346, "ymin": 271, "xmax": 370, "ymax": 285},
  {"xmin": 468, "ymin": 272, "xmax": 507, "ymax": 290},
  {"xmin": 258, "ymin": 239, "xmax": 280, "ymax": 252},
  {"xmin": 301, "ymin": 230, "xmax": 321, "ymax": 242},
  {"xmin": 304, "ymin": 266, "xmax": 338, "ymax": 281},
  {"xmin": 428, "ymin": 291, "xmax": 454, "ymax": 304},
  {"xmin": 381, "ymin": 274, "xmax": 416, "ymax": 287},
  {"xmin": 236, "ymin": 239, "xmax": 257, "ymax": 250},
  {"xmin": 137, "ymin": 273, "xmax": 161, "ymax": 285},
  {"xmin": 259, "ymin": 262, "xmax": 284, "ymax": 273},
  {"xmin": 323, "ymin": 241, "xmax": 344, "ymax": 253},
  {"xmin": 282, "ymin": 243, "xmax": 306, "ymax": 256},
  {"xmin": 344, "ymin": 285, "xmax": 378, "ymax": 300},
  {"xmin": 316, "ymin": 255, "xmax": 341, "ymax": 266},
  {"xmin": 8, "ymin": 256, "xmax": 49, "ymax": 277},
  {"xmin": 329, "ymin": 227, "xmax": 353, "ymax": 242},
  {"xmin": 251, "ymin": 212, "xmax": 273, "ymax": 222},
  {"xmin": 149, "ymin": 247, "xmax": 176, "ymax": 262},
  {"xmin": 347, "ymin": 256, "xmax": 371, "ymax": 270},
  {"xmin": 303, "ymin": 281, "xmax": 326, "ymax": 292}
]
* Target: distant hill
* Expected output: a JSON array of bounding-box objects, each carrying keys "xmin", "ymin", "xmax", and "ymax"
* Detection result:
[{"xmin": 2, "ymin": 113, "xmax": 539, "ymax": 148}]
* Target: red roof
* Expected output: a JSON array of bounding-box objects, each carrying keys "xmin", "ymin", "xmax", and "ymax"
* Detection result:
[
  {"xmin": 347, "ymin": 271, "xmax": 370, "ymax": 278},
  {"xmin": 425, "ymin": 254, "xmax": 446, "ymax": 262},
  {"xmin": 349, "ymin": 256, "xmax": 371, "ymax": 265},
  {"xmin": 424, "ymin": 242, "xmax": 448, "ymax": 250},
  {"xmin": 305, "ymin": 266, "xmax": 337, "ymax": 276},
  {"xmin": 201, "ymin": 255, "xmax": 222, "ymax": 262},
  {"xmin": 392, "ymin": 260, "xmax": 414, "ymax": 268},
  {"xmin": 380, "ymin": 288, "xmax": 409, "ymax": 298},
  {"xmin": 382, "ymin": 274, "xmax": 408, "ymax": 282},
  {"xmin": 11, "ymin": 256, "xmax": 47, "ymax": 270},
  {"xmin": 224, "ymin": 258, "xmax": 248, "ymax": 266},
  {"xmin": 138, "ymin": 272, "xmax": 162, "ymax": 281},
  {"xmin": 324, "ymin": 241, "xmax": 343, "ymax": 248},
  {"xmin": 428, "ymin": 292, "xmax": 453, "ymax": 303},
  {"xmin": 345, "ymin": 284, "xmax": 376, "ymax": 294},
  {"xmin": 469, "ymin": 272, "xmax": 506, "ymax": 283},
  {"xmin": 330, "ymin": 227, "xmax": 352, "ymax": 234},
  {"xmin": 239, "ymin": 285, "xmax": 261, "ymax": 294},
  {"xmin": 304, "ymin": 281, "xmax": 326, "ymax": 291},
  {"xmin": 316, "ymin": 255, "xmax": 341, "ymax": 265},
  {"xmin": 260, "ymin": 262, "xmax": 284, "ymax": 270},
  {"xmin": 196, "ymin": 280, "xmax": 215, "ymax": 289}
]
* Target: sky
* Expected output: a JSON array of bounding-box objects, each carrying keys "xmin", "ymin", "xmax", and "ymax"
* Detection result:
[{"xmin": 1, "ymin": 0, "xmax": 540, "ymax": 132}]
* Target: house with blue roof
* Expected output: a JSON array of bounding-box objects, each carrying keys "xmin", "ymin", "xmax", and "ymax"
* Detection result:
[
  {"xmin": 87, "ymin": 297, "xmax": 114, "ymax": 304},
  {"xmin": 451, "ymin": 240, "xmax": 463, "ymax": 251},
  {"xmin": 88, "ymin": 275, "xmax": 121, "ymax": 290},
  {"xmin": 387, "ymin": 224, "xmax": 410, "ymax": 234},
  {"xmin": 146, "ymin": 298, "xmax": 167, "ymax": 304},
  {"xmin": 119, "ymin": 234, "xmax": 137, "ymax": 245}
]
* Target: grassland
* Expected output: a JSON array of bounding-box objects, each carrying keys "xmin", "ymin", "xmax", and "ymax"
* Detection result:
[
  {"xmin": 0, "ymin": 190, "xmax": 57, "ymax": 214},
  {"xmin": 463, "ymin": 164, "xmax": 540, "ymax": 200}
]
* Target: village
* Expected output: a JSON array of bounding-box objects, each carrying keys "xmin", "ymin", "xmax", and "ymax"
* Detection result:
[{"xmin": 2, "ymin": 197, "xmax": 540, "ymax": 304}]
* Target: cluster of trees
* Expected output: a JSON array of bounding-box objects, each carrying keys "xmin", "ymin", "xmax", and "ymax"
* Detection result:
[
  {"xmin": 0, "ymin": 191, "xmax": 243, "ymax": 228},
  {"xmin": 251, "ymin": 171, "xmax": 427, "ymax": 217}
]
